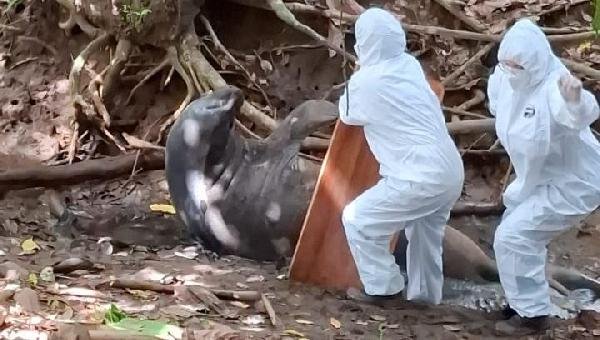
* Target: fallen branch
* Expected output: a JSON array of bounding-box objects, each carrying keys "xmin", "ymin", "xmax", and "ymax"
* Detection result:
[
  {"xmin": 447, "ymin": 118, "xmax": 495, "ymax": 135},
  {"xmin": 442, "ymin": 43, "xmax": 494, "ymax": 86},
  {"xmin": 210, "ymin": 289, "xmax": 261, "ymax": 302},
  {"xmin": 538, "ymin": 0, "xmax": 588, "ymax": 17},
  {"xmin": 301, "ymin": 136, "xmax": 330, "ymax": 151},
  {"xmin": 451, "ymin": 201, "xmax": 504, "ymax": 215},
  {"xmin": 561, "ymin": 58, "xmax": 600, "ymax": 80},
  {"xmin": 262, "ymin": 293, "xmax": 280, "ymax": 328},
  {"xmin": 432, "ymin": 0, "xmax": 487, "ymax": 32},
  {"xmin": 228, "ymin": 0, "xmax": 596, "ymax": 46},
  {"xmin": 8, "ymin": 57, "xmax": 38, "ymax": 70},
  {"xmin": 443, "ymin": 107, "xmax": 488, "ymax": 120},
  {"xmin": 108, "ymin": 279, "xmax": 261, "ymax": 301},
  {"xmin": 459, "ymin": 149, "xmax": 506, "ymax": 157},
  {"xmin": 457, "ymin": 89, "xmax": 486, "ymax": 111},
  {"xmin": 0, "ymin": 152, "xmax": 164, "ymax": 190},
  {"xmin": 267, "ymin": 0, "xmax": 356, "ymax": 63}
]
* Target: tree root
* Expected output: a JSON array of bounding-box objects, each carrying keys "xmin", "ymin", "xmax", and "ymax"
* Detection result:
[
  {"xmin": 69, "ymin": 33, "xmax": 110, "ymax": 98},
  {"xmin": 432, "ymin": 0, "xmax": 486, "ymax": 32},
  {"xmin": 157, "ymin": 28, "xmax": 277, "ymax": 137},
  {"xmin": 156, "ymin": 47, "xmax": 197, "ymax": 142},
  {"xmin": 199, "ymin": 14, "xmax": 274, "ymax": 111},
  {"xmin": 265, "ymin": 0, "xmax": 357, "ymax": 63},
  {"xmin": 126, "ymin": 53, "xmax": 172, "ymax": 105},
  {"xmin": 102, "ymin": 39, "xmax": 132, "ymax": 102},
  {"xmin": 561, "ymin": 58, "xmax": 600, "ymax": 80},
  {"xmin": 0, "ymin": 152, "xmax": 165, "ymax": 191},
  {"xmin": 442, "ymin": 43, "xmax": 494, "ymax": 86},
  {"xmin": 55, "ymin": 0, "xmax": 99, "ymax": 37}
]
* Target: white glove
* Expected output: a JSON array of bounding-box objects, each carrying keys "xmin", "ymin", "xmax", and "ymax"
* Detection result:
[{"xmin": 558, "ymin": 73, "xmax": 582, "ymax": 104}]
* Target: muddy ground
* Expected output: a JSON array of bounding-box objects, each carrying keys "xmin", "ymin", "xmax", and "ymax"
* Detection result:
[{"xmin": 0, "ymin": 172, "xmax": 599, "ymax": 340}]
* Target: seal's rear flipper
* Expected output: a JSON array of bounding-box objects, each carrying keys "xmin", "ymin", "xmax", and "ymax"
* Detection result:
[{"xmin": 548, "ymin": 264, "xmax": 600, "ymax": 297}]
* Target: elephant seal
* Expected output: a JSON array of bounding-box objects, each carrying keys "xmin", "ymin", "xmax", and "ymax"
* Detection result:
[{"xmin": 165, "ymin": 86, "xmax": 338, "ymax": 261}]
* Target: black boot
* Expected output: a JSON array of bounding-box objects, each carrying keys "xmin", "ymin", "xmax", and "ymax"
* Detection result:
[
  {"xmin": 494, "ymin": 314, "xmax": 553, "ymax": 336},
  {"xmin": 488, "ymin": 304, "xmax": 518, "ymax": 320},
  {"xmin": 346, "ymin": 287, "xmax": 403, "ymax": 306}
]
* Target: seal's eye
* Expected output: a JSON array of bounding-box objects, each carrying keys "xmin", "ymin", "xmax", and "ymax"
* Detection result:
[{"xmin": 206, "ymin": 103, "xmax": 220, "ymax": 111}]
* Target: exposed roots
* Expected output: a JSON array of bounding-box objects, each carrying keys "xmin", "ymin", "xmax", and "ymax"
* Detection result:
[
  {"xmin": 102, "ymin": 39, "xmax": 133, "ymax": 102},
  {"xmin": 126, "ymin": 56, "xmax": 171, "ymax": 105},
  {"xmin": 55, "ymin": 0, "xmax": 99, "ymax": 37},
  {"xmin": 156, "ymin": 47, "xmax": 197, "ymax": 143}
]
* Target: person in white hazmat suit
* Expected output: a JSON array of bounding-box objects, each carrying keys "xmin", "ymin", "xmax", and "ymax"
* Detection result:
[
  {"xmin": 339, "ymin": 8, "xmax": 464, "ymax": 305},
  {"xmin": 488, "ymin": 19, "xmax": 600, "ymax": 336}
]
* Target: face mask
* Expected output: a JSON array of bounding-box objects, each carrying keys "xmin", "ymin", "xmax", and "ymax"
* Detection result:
[{"xmin": 506, "ymin": 68, "xmax": 530, "ymax": 90}]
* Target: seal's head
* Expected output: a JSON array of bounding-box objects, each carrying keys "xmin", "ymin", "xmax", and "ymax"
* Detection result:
[
  {"xmin": 287, "ymin": 100, "xmax": 339, "ymax": 140},
  {"xmin": 178, "ymin": 85, "xmax": 244, "ymax": 159}
]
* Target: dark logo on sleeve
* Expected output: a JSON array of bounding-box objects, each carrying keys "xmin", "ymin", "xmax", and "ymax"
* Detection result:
[{"xmin": 524, "ymin": 106, "xmax": 536, "ymax": 118}]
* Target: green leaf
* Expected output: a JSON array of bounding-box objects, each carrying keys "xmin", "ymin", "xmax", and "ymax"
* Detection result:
[
  {"xmin": 104, "ymin": 304, "xmax": 127, "ymax": 324},
  {"xmin": 108, "ymin": 318, "xmax": 183, "ymax": 339}
]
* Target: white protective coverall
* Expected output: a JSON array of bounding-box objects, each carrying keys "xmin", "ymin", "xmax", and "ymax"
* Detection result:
[
  {"xmin": 488, "ymin": 19, "xmax": 600, "ymax": 318},
  {"xmin": 339, "ymin": 8, "xmax": 464, "ymax": 304}
]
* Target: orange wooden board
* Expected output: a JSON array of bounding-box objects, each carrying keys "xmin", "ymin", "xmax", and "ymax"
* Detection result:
[
  {"xmin": 288, "ymin": 75, "xmax": 445, "ymax": 291},
  {"xmin": 289, "ymin": 121, "xmax": 379, "ymax": 290}
]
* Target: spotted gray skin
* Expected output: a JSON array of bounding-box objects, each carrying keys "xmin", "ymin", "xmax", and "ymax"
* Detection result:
[{"xmin": 165, "ymin": 86, "xmax": 338, "ymax": 260}]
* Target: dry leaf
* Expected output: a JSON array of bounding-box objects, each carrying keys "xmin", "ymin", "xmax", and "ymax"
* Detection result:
[
  {"xmin": 260, "ymin": 60, "xmax": 273, "ymax": 73},
  {"xmin": 330, "ymin": 317, "xmax": 341, "ymax": 329},
  {"xmin": 295, "ymin": 319, "xmax": 314, "ymax": 325},
  {"xmin": 283, "ymin": 329, "xmax": 307, "ymax": 337},
  {"xmin": 149, "ymin": 204, "xmax": 176, "ymax": 215},
  {"xmin": 236, "ymin": 282, "xmax": 250, "ymax": 289},
  {"xmin": 356, "ymin": 320, "xmax": 368, "ymax": 326},
  {"xmin": 40, "ymin": 266, "xmax": 55, "ymax": 282},
  {"xmin": 242, "ymin": 315, "xmax": 265, "ymax": 325},
  {"xmin": 370, "ymin": 315, "xmax": 386, "ymax": 322},
  {"xmin": 229, "ymin": 301, "xmax": 250, "ymax": 309},
  {"xmin": 245, "ymin": 275, "xmax": 264, "ymax": 283},
  {"xmin": 443, "ymin": 324, "xmax": 462, "ymax": 332},
  {"xmin": 20, "ymin": 238, "xmax": 40, "ymax": 255},
  {"xmin": 15, "ymin": 287, "xmax": 41, "ymax": 313}
]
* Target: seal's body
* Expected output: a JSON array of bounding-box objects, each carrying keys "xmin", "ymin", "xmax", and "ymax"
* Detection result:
[{"xmin": 165, "ymin": 86, "xmax": 337, "ymax": 260}]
